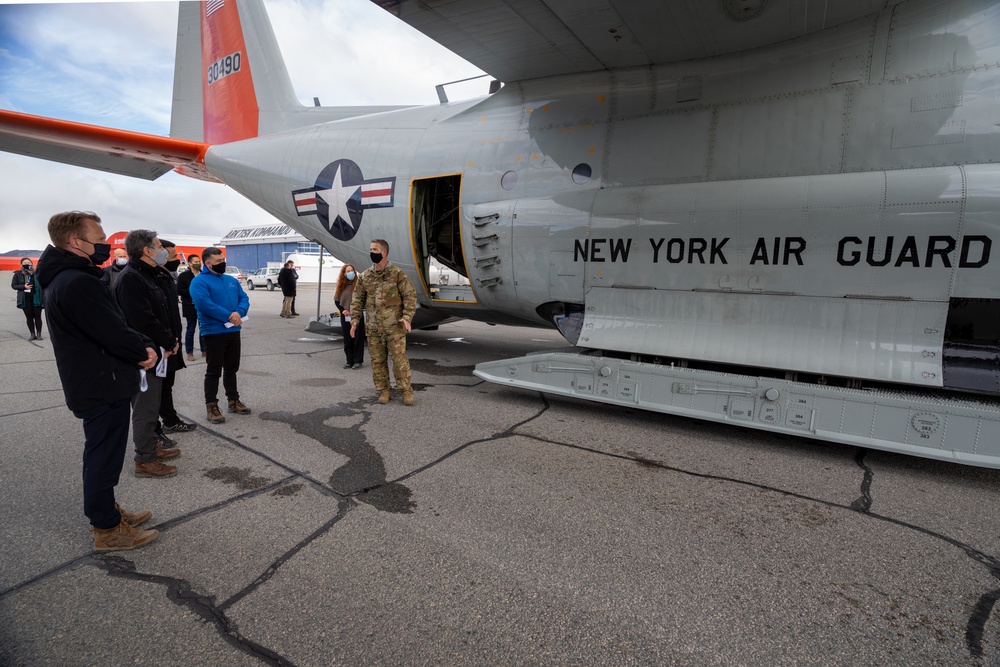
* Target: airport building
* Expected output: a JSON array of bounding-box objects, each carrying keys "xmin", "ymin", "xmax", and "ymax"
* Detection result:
[{"xmin": 219, "ymin": 224, "xmax": 341, "ymax": 284}]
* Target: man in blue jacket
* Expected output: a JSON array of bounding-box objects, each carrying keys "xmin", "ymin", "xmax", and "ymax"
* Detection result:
[
  {"xmin": 36, "ymin": 211, "xmax": 160, "ymax": 551},
  {"xmin": 190, "ymin": 247, "xmax": 251, "ymax": 424}
]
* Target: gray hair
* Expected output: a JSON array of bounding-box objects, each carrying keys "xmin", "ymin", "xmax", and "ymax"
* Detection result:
[{"xmin": 124, "ymin": 229, "xmax": 158, "ymax": 260}]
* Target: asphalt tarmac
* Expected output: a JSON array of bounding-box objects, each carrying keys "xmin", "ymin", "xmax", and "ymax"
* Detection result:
[{"xmin": 2, "ymin": 275, "xmax": 1000, "ymax": 666}]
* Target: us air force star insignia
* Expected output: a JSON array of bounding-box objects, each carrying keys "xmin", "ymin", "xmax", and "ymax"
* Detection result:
[{"xmin": 291, "ymin": 159, "xmax": 396, "ymax": 241}]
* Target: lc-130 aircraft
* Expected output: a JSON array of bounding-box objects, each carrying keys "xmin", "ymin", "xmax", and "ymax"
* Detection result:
[{"xmin": 3, "ymin": 0, "xmax": 1000, "ymax": 467}]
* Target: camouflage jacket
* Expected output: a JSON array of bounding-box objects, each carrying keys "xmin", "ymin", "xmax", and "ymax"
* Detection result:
[{"xmin": 350, "ymin": 263, "xmax": 417, "ymax": 334}]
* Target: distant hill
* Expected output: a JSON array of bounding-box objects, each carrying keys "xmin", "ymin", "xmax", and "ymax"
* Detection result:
[{"xmin": 1, "ymin": 250, "xmax": 44, "ymax": 257}]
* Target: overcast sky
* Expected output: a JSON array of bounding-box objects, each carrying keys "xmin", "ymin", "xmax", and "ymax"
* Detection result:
[{"xmin": 0, "ymin": 0, "xmax": 486, "ymax": 252}]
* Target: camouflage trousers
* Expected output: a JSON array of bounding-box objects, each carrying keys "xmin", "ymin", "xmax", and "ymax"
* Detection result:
[{"xmin": 367, "ymin": 329, "xmax": 411, "ymax": 392}]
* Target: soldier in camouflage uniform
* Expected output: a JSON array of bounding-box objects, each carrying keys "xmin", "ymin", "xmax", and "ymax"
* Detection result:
[{"xmin": 350, "ymin": 239, "xmax": 418, "ymax": 405}]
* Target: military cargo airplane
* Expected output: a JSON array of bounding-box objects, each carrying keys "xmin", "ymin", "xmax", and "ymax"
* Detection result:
[{"xmin": 3, "ymin": 0, "xmax": 1000, "ymax": 467}]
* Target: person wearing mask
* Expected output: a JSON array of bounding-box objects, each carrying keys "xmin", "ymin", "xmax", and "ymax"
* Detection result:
[
  {"xmin": 11, "ymin": 257, "xmax": 44, "ymax": 340},
  {"xmin": 101, "ymin": 247, "xmax": 128, "ymax": 288},
  {"xmin": 112, "ymin": 230, "xmax": 181, "ymax": 478},
  {"xmin": 277, "ymin": 260, "xmax": 297, "ymax": 318},
  {"xmin": 334, "ymin": 263, "xmax": 365, "ymax": 369},
  {"xmin": 350, "ymin": 239, "xmax": 418, "ymax": 405},
  {"xmin": 176, "ymin": 253, "xmax": 205, "ymax": 361},
  {"xmin": 190, "ymin": 247, "xmax": 251, "ymax": 423},
  {"xmin": 157, "ymin": 240, "xmax": 196, "ymax": 434},
  {"xmin": 36, "ymin": 210, "xmax": 159, "ymax": 551}
]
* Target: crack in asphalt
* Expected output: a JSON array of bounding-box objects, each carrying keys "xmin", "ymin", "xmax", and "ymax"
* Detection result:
[{"xmin": 94, "ymin": 555, "xmax": 298, "ymax": 667}]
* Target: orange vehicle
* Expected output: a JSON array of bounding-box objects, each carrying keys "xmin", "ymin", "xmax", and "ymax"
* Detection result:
[{"xmin": 102, "ymin": 231, "xmax": 223, "ymax": 269}]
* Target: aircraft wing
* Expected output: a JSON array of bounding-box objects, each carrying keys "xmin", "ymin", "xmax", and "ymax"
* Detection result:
[
  {"xmin": 372, "ymin": 0, "xmax": 886, "ymax": 82},
  {"xmin": 0, "ymin": 110, "xmax": 217, "ymax": 182}
]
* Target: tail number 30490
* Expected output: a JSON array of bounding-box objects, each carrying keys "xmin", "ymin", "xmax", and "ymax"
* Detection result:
[{"xmin": 207, "ymin": 52, "xmax": 242, "ymax": 85}]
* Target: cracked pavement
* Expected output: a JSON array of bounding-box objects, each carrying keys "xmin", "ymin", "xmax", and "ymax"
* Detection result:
[{"xmin": 2, "ymin": 284, "xmax": 1000, "ymax": 666}]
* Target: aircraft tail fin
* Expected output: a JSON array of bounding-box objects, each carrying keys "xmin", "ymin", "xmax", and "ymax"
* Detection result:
[
  {"xmin": 171, "ymin": 0, "xmax": 413, "ymax": 145},
  {"xmin": 171, "ymin": 0, "xmax": 301, "ymax": 144}
]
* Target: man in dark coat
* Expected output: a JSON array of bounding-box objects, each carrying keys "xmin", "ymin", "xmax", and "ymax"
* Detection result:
[
  {"xmin": 100, "ymin": 247, "xmax": 128, "ymax": 287},
  {"xmin": 277, "ymin": 260, "xmax": 298, "ymax": 318},
  {"xmin": 36, "ymin": 210, "xmax": 159, "ymax": 551},
  {"xmin": 112, "ymin": 229, "xmax": 182, "ymax": 479},
  {"xmin": 176, "ymin": 254, "xmax": 204, "ymax": 360},
  {"xmin": 157, "ymin": 240, "xmax": 196, "ymax": 434}
]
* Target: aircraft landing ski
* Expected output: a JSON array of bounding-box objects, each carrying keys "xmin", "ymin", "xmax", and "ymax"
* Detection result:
[{"xmin": 474, "ymin": 352, "xmax": 1000, "ymax": 468}]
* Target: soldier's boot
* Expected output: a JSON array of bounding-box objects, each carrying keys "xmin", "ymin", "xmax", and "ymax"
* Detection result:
[
  {"xmin": 402, "ymin": 390, "xmax": 414, "ymax": 406},
  {"xmin": 378, "ymin": 390, "xmax": 391, "ymax": 404}
]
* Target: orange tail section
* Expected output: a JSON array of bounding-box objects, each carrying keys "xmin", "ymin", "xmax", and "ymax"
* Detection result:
[{"xmin": 200, "ymin": 0, "xmax": 259, "ymax": 144}]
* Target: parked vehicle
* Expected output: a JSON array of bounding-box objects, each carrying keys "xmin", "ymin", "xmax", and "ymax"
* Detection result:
[
  {"xmin": 225, "ymin": 266, "xmax": 245, "ymax": 283},
  {"xmin": 245, "ymin": 267, "xmax": 280, "ymax": 291}
]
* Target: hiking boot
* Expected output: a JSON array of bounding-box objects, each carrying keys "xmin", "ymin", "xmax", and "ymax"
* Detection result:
[
  {"xmin": 155, "ymin": 442, "xmax": 181, "ymax": 460},
  {"xmin": 115, "ymin": 502, "xmax": 152, "ymax": 527},
  {"xmin": 228, "ymin": 399, "xmax": 251, "ymax": 415},
  {"xmin": 134, "ymin": 460, "xmax": 178, "ymax": 478},
  {"xmin": 156, "ymin": 433, "xmax": 177, "ymax": 447},
  {"xmin": 207, "ymin": 402, "xmax": 226, "ymax": 424},
  {"xmin": 92, "ymin": 520, "xmax": 158, "ymax": 552},
  {"xmin": 163, "ymin": 420, "xmax": 197, "ymax": 433},
  {"xmin": 377, "ymin": 390, "xmax": 391, "ymax": 404},
  {"xmin": 186, "ymin": 353, "xmax": 195, "ymax": 361},
  {"xmin": 402, "ymin": 390, "xmax": 414, "ymax": 406}
]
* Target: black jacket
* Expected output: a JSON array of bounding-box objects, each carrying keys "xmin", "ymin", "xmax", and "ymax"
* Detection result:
[
  {"xmin": 278, "ymin": 267, "xmax": 296, "ymax": 297},
  {"xmin": 176, "ymin": 268, "xmax": 197, "ymax": 319},
  {"xmin": 156, "ymin": 267, "xmax": 187, "ymax": 372},
  {"xmin": 112, "ymin": 259, "xmax": 177, "ymax": 361},
  {"xmin": 100, "ymin": 261, "xmax": 125, "ymax": 288},
  {"xmin": 35, "ymin": 245, "xmax": 151, "ymax": 412}
]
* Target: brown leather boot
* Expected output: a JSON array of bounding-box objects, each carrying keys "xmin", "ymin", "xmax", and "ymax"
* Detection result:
[
  {"xmin": 207, "ymin": 401, "xmax": 225, "ymax": 423},
  {"xmin": 134, "ymin": 460, "xmax": 178, "ymax": 478},
  {"xmin": 91, "ymin": 520, "xmax": 158, "ymax": 552},
  {"xmin": 402, "ymin": 390, "xmax": 414, "ymax": 406},
  {"xmin": 228, "ymin": 399, "xmax": 251, "ymax": 414},
  {"xmin": 155, "ymin": 442, "xmax": 181, "ymax": 460},
  {"xmin": 115, "ymin": 502, "xmax": 152, "ymax": 527},
  {"xmin": 377, "ymin": 390, "xmax": 391, "ymax": 404}
]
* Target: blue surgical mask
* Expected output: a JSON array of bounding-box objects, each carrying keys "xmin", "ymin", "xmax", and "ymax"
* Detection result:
[
  {"xmin": 346, "ymin": 271, "xmax": 356, "ymax": 280},
  {"xmin": 115, "ymin": 257, "xmax": 128, "ymax": 266}
]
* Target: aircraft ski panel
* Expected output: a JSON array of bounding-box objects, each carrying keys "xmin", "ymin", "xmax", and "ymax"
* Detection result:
[{"xmin": 579, "ymin": 287, "xmax": 947, "ymax": 387}]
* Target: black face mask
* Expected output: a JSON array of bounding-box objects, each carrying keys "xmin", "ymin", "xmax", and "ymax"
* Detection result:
[
  {"xmin": 88, "ymin": 243, "xmax": 112, "ymax": 266},
  {"xmin": 211, "ymin": 261, "xmax": 227, "ymax": 274},
  {"xmin": 21, "ymin": 265, "xmax": 32, "ymax": 272},
  {"xmin": 164, "ymin": 259, "xmax": 181, "ymax": 272},
  {"xmin": 370, "ymin": 252, "xmax": 383, "ymax": 264}
]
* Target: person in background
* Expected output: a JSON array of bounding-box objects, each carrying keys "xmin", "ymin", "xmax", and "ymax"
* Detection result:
[
  {"xmin": 290, "ymin": 264, "xmax": 300, "ymax": 316},
  {"xmin": 334, "ymin": 263, "xmax": 365, "ymax": 369},
  {"xmin": 112, "ymin": 230, "xmax": 181, "ymax": 479},
  {"xmin": 190, "ymin": 247, "xmax": 251, "ymax": 423},
  {"xmin": 36, "ymin": 210, "xmax": 159, "ymax": 551},
  {"xmin": 11, "ymin": 257, "xmax": 44, "ymax": 340},
  {"xmin": 176, "ymin": 253, "xmax": 205, "ymax": 361},
  {"xmin": 157, "ymin": 240, "xmax": 196, "ymax": 434},
  {"xmin": 277, "ymin": 260, "xmax": 297, "ymax": 318},
  {"xmin": 101, "ymin": 247, "xmax": 128, "ymax": 288},
  {"xmin": 350, "ymin": 239, "xmax": 418, "ymax": 405}
]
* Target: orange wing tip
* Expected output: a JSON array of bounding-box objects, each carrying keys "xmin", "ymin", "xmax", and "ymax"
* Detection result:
[{"xmin": 0, "ymin": 109, "xmax": 218, "ymax": 182}]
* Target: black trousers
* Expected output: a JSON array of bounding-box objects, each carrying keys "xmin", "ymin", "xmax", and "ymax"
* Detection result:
[
  {"xmin": 341, "ymin": 313, "xmax": 366, "ymax": 364},
  {"xmin": 74, "ymin": 398, "xmax": 131, "ymax": 529},
  {"xmin": 21, "ymin": 302, "xmax": 43, "ymax": 335},
  {"xmin": 204, "ymin": 332, "xmax": 241, "ymax": 404},
  {"xmin": 159, "ymin": 367, "xmax": 179, "ymax": 426}
]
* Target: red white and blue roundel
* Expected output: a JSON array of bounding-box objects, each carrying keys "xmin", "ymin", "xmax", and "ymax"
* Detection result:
[{"xmin": 291, "ymin": 159, "xmax": 396, "ymax": 241}]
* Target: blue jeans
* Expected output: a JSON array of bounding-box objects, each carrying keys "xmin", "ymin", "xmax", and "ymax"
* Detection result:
[
  {"xmin": 184, "ymin": 316, "xmax": 204, "ymax": 355},
  {"xmin": 73, "ymin": 399, "xmax": 131, "ymax": 529}
]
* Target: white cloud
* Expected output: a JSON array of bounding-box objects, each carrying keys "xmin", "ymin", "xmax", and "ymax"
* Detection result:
[{"xmin": 0, "ymin": 0, "xmax": 485, "ymax": 252}]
